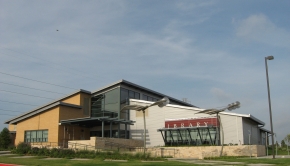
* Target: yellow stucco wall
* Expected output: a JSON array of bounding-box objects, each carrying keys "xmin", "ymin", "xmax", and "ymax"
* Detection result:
[
  {"xmin": 62, "ymin": 94, "xmax": 81, "ymax": 105},
  {"xmin": 11, "ymin": 92, "xmax": 91, "ymax": 146},
  {"xmin": 14, "ymin": 107, "xmax": 60, "ymax": 145},
  {"xmin": 8, "ymin": 124, "xmax": 17, "ymax": 131}
]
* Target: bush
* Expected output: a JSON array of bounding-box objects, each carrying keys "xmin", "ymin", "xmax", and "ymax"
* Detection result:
[
  {"xmin": 50, "ymin": 148, "xmax": 59, "ymax": 158},
  {"xmin": 14, "ymin": 142, "xmax": 31, "ymax": 154},
  {"xmin": 11, "ymin": 145, "xmax": 164, "ymax": 161}
]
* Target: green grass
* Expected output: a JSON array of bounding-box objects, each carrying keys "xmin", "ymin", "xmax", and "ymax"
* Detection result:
[
  {"xmin": 0, "ymin": 155, "xmax": 290, "ymax": 166},
  {"xmin": 2, "ymin": 155, "xmax": 290, "ymax": 166},
  {"xmin": 0, "ymin": 155, "xmax": 192, "ymax": 166},
  {"xmin": 267, "ymin": 147, "xmax": 290, "ymax": 155},
  {"xmin": 219, "ymin": 158, "xmax": 290, "ymax": 166}
]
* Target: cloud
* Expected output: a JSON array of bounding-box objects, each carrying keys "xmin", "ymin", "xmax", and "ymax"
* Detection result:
[
  {"xmin": 235, "ymin": 14, "xmax": 290, "ymax": 48},
  {"xmin": 176, "ymin": 1, "xmax": 216, "ymax": 11},
  {"xmin": 210, "ymin": 87, "xmax": 232, "ymax": 102}
]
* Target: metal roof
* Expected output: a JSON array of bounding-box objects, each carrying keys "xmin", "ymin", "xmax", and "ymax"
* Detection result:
[
  {"xmin": 130, "ymin": 99, "xmax": 265, "ymax": 126},
  {"xmin": 92, "ymin": 79, "xmax": 197, "ymax": 107},
  {"xmin": 259, "ymin": 127, "xmax": 271, "ymax": 133},
  {"xmin": 219, "ymin": 112, "xmax": 265, "ymax": 125},
  {"xmin": 4, "ymin": 89, "xmax": 90, "ymax": 124}
]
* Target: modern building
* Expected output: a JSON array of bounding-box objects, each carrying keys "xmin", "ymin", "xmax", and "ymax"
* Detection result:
[
  {"xmin": 129, "ymin": 99, "xmax": 269, "ymax": 147},
  {"xmin": 4, "ymin": 80, "xmax": 269, "ymax": 147}
]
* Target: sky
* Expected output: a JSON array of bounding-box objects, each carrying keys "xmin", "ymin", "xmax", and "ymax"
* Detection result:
[{"xmin": 0, "ymin": 0, "xmax": 289, "ymax": 143}]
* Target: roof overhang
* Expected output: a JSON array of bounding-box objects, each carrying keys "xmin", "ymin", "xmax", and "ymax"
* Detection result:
[
  {"xmin": 59, "ymin": 117, "xmax": 135, "ymax": 127},
  {"xmin": 5, "ymin": 102, "xmax": 82, "ymax": 125},
  {"xmin": 220, "ymin": 112, "xmax": 265, "ymax": 125},
  {"xmin": 92, "ymin": 79, "xmax": 197, "ymax": 107}
]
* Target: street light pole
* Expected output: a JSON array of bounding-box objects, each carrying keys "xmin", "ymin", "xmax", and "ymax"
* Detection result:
[
  {"xmin": 249, "ymin": 130, "xmax": 252, "ymax": 158},
  {"xmin": 121, "ymin": 97, "xmax": 170, "ymax": 155},
  {"xmin": 265, "ymin": 55, "xmax": 275, "ymax": 159},
  {"xmin": 194, "ymin": 101, "xmax": 240, "ymax": 157},
  {"xmin": 142, "ymin": 110, "xmax": 146, "ymax": 155}
]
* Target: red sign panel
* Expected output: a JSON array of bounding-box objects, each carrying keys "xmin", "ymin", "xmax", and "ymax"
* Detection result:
[{"xmin": 165, "ymin": 117, "xmax": 219, "ymax": 128}]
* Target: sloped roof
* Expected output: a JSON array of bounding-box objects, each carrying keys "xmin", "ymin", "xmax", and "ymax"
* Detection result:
[
  {"xmin": 130, "ymin": 99, "xmax": 265, "ymax": 125},
  {"xmin": 92, "ymin": 79, "xmax": 197, "ymax": 107},
  {"xmin": 4, "ymin": 89, "xmax": 90, "ymax": 124},
  {"xmin": 220, "ymin": 112, "xmax": 265, "ymax": 125}
]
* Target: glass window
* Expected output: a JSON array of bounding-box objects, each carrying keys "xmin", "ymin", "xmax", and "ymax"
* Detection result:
[
  {"xmin": 142, "ymin": 94, "xmax": 148, "ymax": 100},
  {"xmin": 24, "ymin": 130, "xmax": 48, "ymax": 143},
  {"xmin": 148, "ymin": 97, "xmax": 153, "ymax": 101},
  {"xmin": 163, "ymin": 128, "xmax": 219, "ymax": 146},
  {"xmin": 91, "ymin": 95, "xmax": 104, "ymax": 117},
  {"xmin": 91, "ymin": 88, "xmax": 120, "ymax": 118},
  {"xmin": 105, "ymin": 88, "xmax": 120, "ymax": 114},
  {"xmin": 129, "ymin": 90, "xmax": 135, "ymax": 98},
  {"xmin": 120, "ymin": 88, "xmax": 129, "ymax": 104},
  {"xmin": 134, "ymin": 92, "xmax": 140, "ymax": 99}
]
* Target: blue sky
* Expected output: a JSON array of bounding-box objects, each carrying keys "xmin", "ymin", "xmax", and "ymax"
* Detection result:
[{"xmin": 0, "ymin": 0, "xmax": 289, "ymax": 143}]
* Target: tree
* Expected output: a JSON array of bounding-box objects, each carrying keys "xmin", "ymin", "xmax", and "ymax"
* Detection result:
[
  {"xmin": 281, "ymin": 140, "xmax": 286, "ymax": 148},
  {"xmin": 284, "ymin": 134, "xmax": 290, "ymax": 146},
  {"xmin": 0, "ymin": 127, "xmax": 11, "ymax": 149}
]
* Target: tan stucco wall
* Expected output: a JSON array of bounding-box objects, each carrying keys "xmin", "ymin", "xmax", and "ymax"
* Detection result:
[
  {"xmin": 8, "ymin": 124, "xmax": 17, "ymax": 132},
  {"xmin": 14, "ymin": 107, "xmax": 60, "ymax": 145},
  {"xmin": 62, "ymin": 94, "xmax": 81, "ymax": 105},
  {"xmin": 61, "ymin": 93, "xmax": 91, "ymax": 106},
  {"xmin": 11, "ymin": 92, "xmax": 91, "ymax": 146}
]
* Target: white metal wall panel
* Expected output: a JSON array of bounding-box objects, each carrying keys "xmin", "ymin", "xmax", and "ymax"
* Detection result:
[
  {"xmin": 242, "ymin": 118, "xmax": 260, "ymax": 145},
  {"xmin": 129, "ymin": 99, "xmax": 265, "ymax": 147},
  {"xmin": 219, "ymin": 114, "xmax": 243, "ymax": 145},
  {"xmin": 129, "ymin": 100, "xmax": 208, "ymax": 147}
]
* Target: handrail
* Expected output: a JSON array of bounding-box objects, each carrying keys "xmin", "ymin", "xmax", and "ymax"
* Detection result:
[
  {"xmin": 28, "ymin": 142, "xmax": 100, "ymax": 151},
  {"xmin": 28, "ymin": 140, "xmax": 142, "ymax": 152}
]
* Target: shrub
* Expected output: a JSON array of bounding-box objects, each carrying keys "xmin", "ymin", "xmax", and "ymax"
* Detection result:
[
  {"xmin": 58, "ymin": 149, "xmax": 75, "ymax": 158},
  {"xmin": 50, "ymin": 148, "xmax": 59, "ymax": 158},
  {"xmin": 14, "ymin": 142, "xmax": 31, "ymax": 154}
]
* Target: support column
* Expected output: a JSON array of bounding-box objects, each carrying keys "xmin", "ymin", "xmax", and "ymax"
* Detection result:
[
  {"xmin": 207, "ymin": 127, "xmax": 213, "ymax": 145},
  {"xmin": 110, "ymin": 121, "xmax": 112, "ymax": 138},
  {"xmin": 197, "ymin": 128, "xmax": 202, "ymax": 145},
  {"xmin": 187, "ymin": 129, "xmax": 193, "ymax": 145},
  {"xmin": 125, "ymin": 123, "xmax": 127, "ymax": 139},
  {"xmin": 73, "ymin": 126, "xmax": 74, "ymax": 140},
  {"xmin": 118, "ymin": 123, "xmax": 120, "ymax": 138},
  {"xmin": 177, "ymin": 129, "xmax": 183, "ymax": 145},
  {"xmin": 169, "ymin": 130, "xmax": 174, "ymax": 145},
  {"xmin": 63, "ymin": 125, "xmax": 66, "ymax": 148},
  {"xmin": 102, "ymin": 121, "xmax": 104, "ymax": 138},
  {"xmin": 160, "ymin": 131, "xmax": 166, "ymax": 143}
]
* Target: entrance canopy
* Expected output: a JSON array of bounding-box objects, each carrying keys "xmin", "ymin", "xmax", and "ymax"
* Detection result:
[
  {"xmin": 59, "ymin": 117, "xmax": 135, "ymax": 128},
  {"xmin": 158, "ymin": 126, "xmax": 219, "ymax": 146}
]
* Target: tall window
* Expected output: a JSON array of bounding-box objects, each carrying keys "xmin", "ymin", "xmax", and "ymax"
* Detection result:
[
  {"xmin": 91, "ymin": 88, "xmax": 120, "ymax": 118},
  {"xmin": 24, "ymin": 130, "xmax": 48, "ymax": 142},
  {"xmin": 142, "ymin": 94, "xmax": 159, "ymax": 101},
  {"xmin": 120, "ymin": 88, "xmax": 140, "ymax": 120}
]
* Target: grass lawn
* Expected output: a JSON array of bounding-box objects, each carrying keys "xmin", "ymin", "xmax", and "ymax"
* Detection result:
[
  {"xmin": 208, "ymin": 157, "xmax": 290, "ymax": 166},
  {"xmin": 0, "ymin": 155, "xmax": 192, "ymax": 166},
  {"xmin": 2, "ymin": 155, "xmax": 290, "ymax": 166}
]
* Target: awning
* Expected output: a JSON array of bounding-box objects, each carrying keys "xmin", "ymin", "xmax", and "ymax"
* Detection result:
[{"xmin": 59, "ymin": 117, "xmax": 135, "ymax": 127}]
